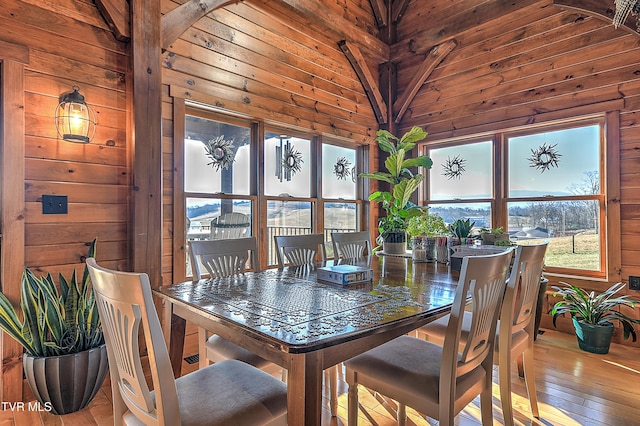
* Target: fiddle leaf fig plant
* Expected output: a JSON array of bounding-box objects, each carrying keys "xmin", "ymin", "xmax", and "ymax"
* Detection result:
[{"xmin": 360, "ymin": 126, "xmax": 433, "ymax": 238}]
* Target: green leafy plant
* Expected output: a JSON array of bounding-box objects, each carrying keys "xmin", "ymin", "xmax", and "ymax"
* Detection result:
[
  {"xmin": 448, "ymin": 218, "xmax": 475, "ymax": 239},
  {"xmin": 359, "ymin": 126, "xmax": 433, "ymax": 239},
  {"xmin": 479, "ymin": 226, "xmax": 506, "ymax": 234},
  {"xmin": 406, "ymin": 210, "xmax": 448, "ymax": 238},
  {"xmin": 551, "ymin": 282, "xmax": 640, "ymax": 341},
  {"xmin": 0, "ymin": 239, "xmax": 103, "ymax": 357}
]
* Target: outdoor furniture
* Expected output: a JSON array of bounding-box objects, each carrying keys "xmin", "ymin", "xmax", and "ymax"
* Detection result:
[
  {"xmin": 210, "ymin": 212, "xmax": 250, "ymax": 240},
  {"xmin": 344, "ymin": 250, "xmax": 513, "ymax": 426},
  {"xmin": 331, "ymin": 231, "xmax": 372, "ymax": 259},
  {"xmin": 420, "ymin": 243, "xmax": 547, "ymax": 426},
  {"xmin": 155, "ymin": 256, "xmax": 459, "ymax": 425},
  {"xmin": 86, "ymin": 258, "xmax": 288, "ymax": 426}
]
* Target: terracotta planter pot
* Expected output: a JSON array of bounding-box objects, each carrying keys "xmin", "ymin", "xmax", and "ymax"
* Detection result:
[{"xmin": 23, "ymin": 344, "xmax": 109, "ymax": 415}]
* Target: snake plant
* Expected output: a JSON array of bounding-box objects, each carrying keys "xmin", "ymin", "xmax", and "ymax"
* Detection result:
[{"xmin": 0, "ymin": 239, "xmax": 103, "ymax": 357}]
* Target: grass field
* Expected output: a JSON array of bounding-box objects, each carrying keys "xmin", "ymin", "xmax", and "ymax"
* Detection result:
[{"xmin": 520, "ymin": 233, "xmax": 599, "ymax": 270}]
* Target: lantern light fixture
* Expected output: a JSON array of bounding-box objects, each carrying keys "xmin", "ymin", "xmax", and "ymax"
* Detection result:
[{"xmin": 54, "ymin": 86, "xmax": 97, "ymax": 143}]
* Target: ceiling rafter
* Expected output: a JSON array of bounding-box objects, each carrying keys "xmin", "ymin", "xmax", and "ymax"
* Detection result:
[
  {"xmin": 162, "ymin": 0, "xmax": 241, "ymax": 50},
  {"xmin": 339, "ymin": 40, "xmax": 388, "ymax": 124},
  {"xmin": 393, "ymin": 39, "xmax": 456, "ymax": 124},
  {"xmin": 391, "ymin": 0, "xmax": 410, "ymax": 24},
  {"xmin": 369, "ymin": 0, "xmax": 388, "ymax": 28},
  {"xmin": 553, "ymin": 0, "xmax": 640, "ymax": 34},
  {"xmin": 94, "ymin": 0, "xmax": 130, "ymax": 41}
]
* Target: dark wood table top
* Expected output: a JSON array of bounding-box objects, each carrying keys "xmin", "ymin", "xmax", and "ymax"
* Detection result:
[{"xmin": 155, "ymin": 256, "xmax": 460, "ymax": 354}]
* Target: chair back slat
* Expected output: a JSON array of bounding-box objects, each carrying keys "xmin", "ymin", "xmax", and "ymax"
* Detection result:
[
  {"xmin": 274, "ymin": 234, "xmax": 326, "ymax": 267},
  {"xmin": 506, "ymin": 243, "xmax": 548, "ymax": 332},
  {"xmin": 86, "ymin": 258, "xmax": 180, "ymax": 426},
  {"xmin": 331, "ymin": 231, "xmax": 372, "ymax": 259},
  {"xmin": 189, "ymin": 237, "xmax": 258, "ymax": 280}
]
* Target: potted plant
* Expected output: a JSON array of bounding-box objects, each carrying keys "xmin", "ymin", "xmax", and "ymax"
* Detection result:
[
  {"xmin": 359, "ymin": 126, "xmax": 433, "ymax": 255},
  {"xmin": 448, "ymin": 218, "xmax": 476, "ymax": 243},
  {"xmin": 479, "ymin": 226, "xmax": 510, "ymax": 245},
  {"xmin": 551, "ymin": 281, "xmax": 640, "ymax": 354},
  {"xmin": 407, "ymin": 210, "xmax": 448, "ymax": 261},
  {"xmin": 0, "ymin": 239, "xmax": 108, "ymax": 414}
]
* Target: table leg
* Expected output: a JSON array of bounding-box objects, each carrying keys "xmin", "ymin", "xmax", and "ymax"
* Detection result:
[
  {"xmin": 287, "ymin": 352, "xmax": 323, "ymax": 426},
  {"xmin": 163, "ymin": 302, "xmax": 186, "ymax": 378}
]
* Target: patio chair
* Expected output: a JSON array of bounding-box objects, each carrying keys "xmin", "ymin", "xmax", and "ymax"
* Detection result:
[
  {"xmin": 189, "ymin": 237, "xmax": 281, "ymax": 375},
  {"xmin": 85, "ymin": 257, "xmax": 287, "ymax": 426},
  {"xmin": 274, "ymin": 233, "xmax": 327, "ymax": 268},
  {"xmin": 331, "ymin": 230, "xmax": 372, "ymax": 259},
  {"xmin": 209, "ymin": 212, "xmax": 250, "ymax": 240},
  {"xmin": 419, "ymin": 243, "xmax": 547, "ymax": 426},
  {"xmin": 344, "ymin": 249, "xmax": 513, "ymax": 426}
]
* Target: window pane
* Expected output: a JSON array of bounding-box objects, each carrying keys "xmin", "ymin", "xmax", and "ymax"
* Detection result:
[
  {"xmin": 428, "ymin": 141, "xmax": 492, "ymax": 201},
  {"xmin": 184, "ymin": 116, "xmax": 251, "ymax": 195},
  {"xmin": 322, "ymin": 144, "xmax": 356, "ymax": 199},
  {"xmin": 508, "ymin": 125, "xmax": 600, "ymax": 197},
  {"xmin": 264, "ymin": 132, "xmax": 311, "ymax": 197},
  {"xmin": 324, "ymin": 202, "xmax": 359, "ymax": 257},
  {"xmin": 266, "ymin": 201, "xmax": 312, "ymax": 265},
  {"xmin": 428, "ymin": 203, "xmax": 491, "ymax": 230},
  {"xmin": 509, "ymin": 200, "xmax": 600, "ymax": 271},
  {"xmin": 186, "ymin": 197, "xmax": 253, "ymax": 276}
]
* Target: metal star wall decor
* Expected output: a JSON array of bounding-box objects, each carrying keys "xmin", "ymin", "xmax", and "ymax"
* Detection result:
[
  {"xmin": 442, "ymin": 155, "xmax": 466, "ymax": 180},
  {"xmin": 528, "ymin": 142, "xmax": 562, "ymax": 173},
  {"xmin": 281, "ymin": 143, "xmax": 303, "ymax": 178},
  {"xmin": 204, "ymin": 135, "xmax": 235, "ymax": 171},
  {"xmin": 333, "ymin": 157, "xmax": 352, "ymax": 180}
]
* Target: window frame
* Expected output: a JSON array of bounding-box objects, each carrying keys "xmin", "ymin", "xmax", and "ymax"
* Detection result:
[{"xmin": 420, "ymin": 113, "xmax": 619, "ymax": 281}]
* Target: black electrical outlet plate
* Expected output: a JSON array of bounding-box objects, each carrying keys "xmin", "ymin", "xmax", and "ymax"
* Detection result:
[
  {"xmin": 629, "ymin": 276, "xmax": 640, "ymax": 291},
  {"xmin": 42, "ymin": 195, "xmax": 68, "ymax": 214}
]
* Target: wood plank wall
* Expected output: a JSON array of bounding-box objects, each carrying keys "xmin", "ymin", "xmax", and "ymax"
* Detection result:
[
  {"xmin": 159, "ymin": 0, "xmax": 380, "ymax": 285},
  {"xmin": 0, "ymin": 0, "xmax": 129, "ymax": 277},
  {"xmin": 394, "ymin": 0, "xmax": 640, "ymax": 344}
]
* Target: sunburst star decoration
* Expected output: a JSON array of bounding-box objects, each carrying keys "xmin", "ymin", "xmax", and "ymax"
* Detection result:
[
  {"xmin": 528, "ymin": 142, "xmax": 562, "ymax": 173},
  {"xmin": 282, "ymin": 144, "xmax": 303, "ymax": 177},
  {"xmin": 442, "ymin": 155, "xmax": 466, "ymax": 180},
  {"xmin": 333, "ymin": 157, "xmax": 352, "ymax": 180},
  {"xmin": 613, "ymin": 0, "xmax": 640, "ymax": 31},
  {"xmin": 204, "ymin": 135, "xmax": 235, "ymax": 171}
]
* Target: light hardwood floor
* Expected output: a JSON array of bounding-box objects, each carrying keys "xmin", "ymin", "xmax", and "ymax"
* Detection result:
[{"xmin": 2, "ymin": 329, "xmax": 639, "ymax": 425}]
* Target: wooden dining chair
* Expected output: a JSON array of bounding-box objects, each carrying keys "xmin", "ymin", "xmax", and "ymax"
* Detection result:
[
  {"xmin": 189, "ymin": 237, "xmax": 281, "ymax": 375},
  {"xmin": 274, "ymin": 233, "xmax": 327, "ymax": 267},
  {"xmin": 85, "ymin": 258, "xmax": 288, "ymax": 426},
  {"xmin": 419, "ymin": 243, "xmax": 547, "ymax": 426},
  {"xmin": 273, "ymin": 233, "xmax": 339, "ymax": 416},
  {"xmin": 344, "ymin": 249, "xmax": 513, "ymax": 426},
  {"xmin": 331, "ymin": 230, "xmax": 372, "ymax": 259}
]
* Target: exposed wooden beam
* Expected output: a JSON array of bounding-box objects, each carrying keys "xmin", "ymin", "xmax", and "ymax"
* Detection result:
[
  {"xmin": 391, "ymin": 0, "xmax": 410, "ymax": 24},
  {"xmin": 369, "ymin": 0, "xmax": 388, "ymax": 28},
  {"xmin": 95, "ymin": 0, "xmax": 131, "ymax": 42},
  {"xmin": 131, "ymin": 0, "xmax": 163, "ymax": 287},
  {"xmin": 393, "ymin": 40, "xmax": 456, "ymax": 124},
  {"xmin": 162, "ymin": 0, "xmax": 242, "ymax": 50},
  {"xmin": 339, "ymin": 40, "xmax": 388, "ymax": 124},
  {"xmin": 553, "ymin": 0, "xmax": 640, "ymax": 34},
  {"xmin": 1, "ymin": 59, "xmax": 26, "ymax": 402}
]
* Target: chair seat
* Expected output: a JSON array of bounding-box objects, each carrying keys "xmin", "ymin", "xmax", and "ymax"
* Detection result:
[
  {"xmin": 344, "ymin": 335, "xmax": 485, "ymax": 417},
  {"xmin": 206, "ymin": 335, "xmax": 271, "ymax": 368},
  {"xmin": 152, "ymin": 359, "xmax": 287, "ymax": 426},
  {"xmin": 422, "ymin": 314, "xmax": 531, "ymax": 358}
]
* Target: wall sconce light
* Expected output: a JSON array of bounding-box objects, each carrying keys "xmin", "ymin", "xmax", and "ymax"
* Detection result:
[{"xmin": 54, "ymin": 86, "xmax": 97, "ymax": 143}]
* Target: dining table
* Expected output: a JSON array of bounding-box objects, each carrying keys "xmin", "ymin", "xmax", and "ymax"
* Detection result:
[{"xmin": 154, "ymin": 254, "xmax": 460, "ymax": 426}]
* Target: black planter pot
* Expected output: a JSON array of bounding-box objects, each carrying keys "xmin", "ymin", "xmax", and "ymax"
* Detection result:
[
  {"xmin": 572, "ymin": 318, "xmax": 614, "ymax": 354},
  {"xmin": 383, "ymin": 231, "xmax": 407, "ymax": 255},
  {"xmin": 23, "ymin": 344, "xmax": 109, "ymax": 415}
]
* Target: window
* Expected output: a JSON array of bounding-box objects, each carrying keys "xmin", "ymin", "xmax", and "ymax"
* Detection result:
[{"xmin": 423, "ymin": 117, "xmax": 609, "ymax": 278}]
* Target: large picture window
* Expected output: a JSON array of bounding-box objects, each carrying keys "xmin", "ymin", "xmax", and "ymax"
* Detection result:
[{"xmin": 424, "ymin": 117, "xmax": 609, "ymax": 278}]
